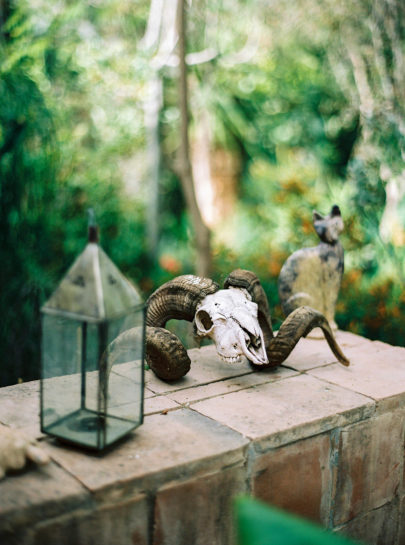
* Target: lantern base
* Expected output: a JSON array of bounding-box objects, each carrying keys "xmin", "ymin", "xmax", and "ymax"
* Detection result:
[{"xmin": 44, "ymin": 408, "xmax": 138, "ymax": 450}]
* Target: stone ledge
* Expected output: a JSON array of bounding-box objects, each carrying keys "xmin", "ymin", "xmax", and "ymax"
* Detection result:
[
  {"xmin": 42, "ymin": 408, "xmax": 249, "ymax": 503},
  {"xmin": 1, "ymin": 330, "xmax": 404, "ymax": 545},
  {"xmin": 32, "ymin": 494, "xmax": 149, "ymax": 545},
  {"xmin": 191, "ymin": 373, "xmax": 375, "ymax": 451},
  {"xmin": 0, "ymin": 463, "xmax": 91, "ymax": 532}
]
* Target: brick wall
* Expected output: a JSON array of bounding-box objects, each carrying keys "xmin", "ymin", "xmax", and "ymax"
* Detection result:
[{"xmin": 1, "ymin": 332, "xmax": 404, "ymax": 545}]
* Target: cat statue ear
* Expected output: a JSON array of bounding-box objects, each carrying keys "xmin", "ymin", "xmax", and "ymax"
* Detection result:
[
  {"xmin": 313, "ymin": 205, "xmax": 343, "ymax": 244},
  {"xmin": 312, "ymin": 210, "xmax": 324, "ymax": 222}
]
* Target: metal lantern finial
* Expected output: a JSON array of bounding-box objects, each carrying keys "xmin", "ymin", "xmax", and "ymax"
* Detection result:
[
  {"xmin": 40, "ymin": 216, "xmax": 145, "ymax": 450},
  {"xmin": 87, "ymin": 208, "xmax": 99, "ymax": 243}
]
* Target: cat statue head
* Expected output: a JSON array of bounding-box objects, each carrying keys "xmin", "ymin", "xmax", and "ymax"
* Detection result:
[{"xmin": 313, "ymin": 205, "xmax": 343, "ymax": 244}]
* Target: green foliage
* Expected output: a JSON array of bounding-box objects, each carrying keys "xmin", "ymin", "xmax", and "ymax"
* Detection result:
[
  {"xmin": 235, "ymin": 497, "xmax": 363, "ymax": 545},
  {"xmin": 0, "ymin": 0, "xmax": 149, "ymax": 385},
  {"xmin": 0, "ymin": 58, "xmax": 57, "ymax": 384},
  {"xmin": 0, "ymin": 0, "xmax": 404, "ymax": 385}
]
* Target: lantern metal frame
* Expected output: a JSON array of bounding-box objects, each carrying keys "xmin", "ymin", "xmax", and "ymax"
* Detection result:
[{"xmin": 40, "ymin": 221, "xmax": 145, "ymax": 451}]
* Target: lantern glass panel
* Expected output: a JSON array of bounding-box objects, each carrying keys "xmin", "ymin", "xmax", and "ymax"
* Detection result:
[{"xmin": 41, "ymin": 305, "xmax": 145, "ymax": 450}]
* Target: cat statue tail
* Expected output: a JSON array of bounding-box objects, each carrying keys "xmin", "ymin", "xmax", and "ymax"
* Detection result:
[{"xmin": 268, "ymin": 306, "xmax": 350, "ymax": 367}]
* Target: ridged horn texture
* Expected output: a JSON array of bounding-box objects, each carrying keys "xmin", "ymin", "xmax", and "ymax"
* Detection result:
[
  {"xmin": 146, "ymin": 326, "xmax": 191, "ymax": 381},
  {"xmin": 146, "ymin": 275, "xmax": 220, "ymax": 327},
  {"xmin": 263, "ymin": 306, "xmax": 350, "ymax": 368},
  {"xmin": 145, "ymin": 275, "xmax": 220, "ymax": 381},
  {"xmin": 224, "ymin": 269, "xmax": 274, "ymax": 362}
]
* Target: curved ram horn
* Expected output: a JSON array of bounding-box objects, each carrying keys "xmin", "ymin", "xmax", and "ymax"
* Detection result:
[
  {"xmin": 146, "ymin": 327, "xmax": 191, "ymax": 381},
  {"xmin": 146, "ymin": 275, "xmax": 220, "ymax": 327},
  {"xmin": 254, "ymin": 306, "xmax": 350, "ymax": 369},
  {"xmin": 99, "ymin": 326, "xmax": 190, "ymax": 396},
  {"xmin": 145, "ymin": 275, "xmax": 219, "ymax": 380},
  {"xmin": 224, "ymin": 269, "xmax": 274, "ymax": 359},
  {"xmin": 99, "ymin": 326, "xmax": 145, "ymax": 409}
]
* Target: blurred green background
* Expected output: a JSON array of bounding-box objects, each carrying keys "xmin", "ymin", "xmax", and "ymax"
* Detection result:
[{"xmin": 1, "ymin": 0, "xmax": 404, "ymax": 386}]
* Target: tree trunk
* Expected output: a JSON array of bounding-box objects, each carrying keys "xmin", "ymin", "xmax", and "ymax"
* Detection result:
[
  {"xmin": 144, "ymin": 75, "xmax": 162, "ymax": 262},
  {"xmin": 177, "ymin": 0, "xmax": 212, "ymax": 277},
  {"xmin": 0, "ymin": 0, "xmax": 12, "ymax": 42}
]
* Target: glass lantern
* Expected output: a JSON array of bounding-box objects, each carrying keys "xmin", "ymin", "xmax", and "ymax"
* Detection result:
[{"xmin": 40, "ymin": 215, "xmax": 145, "ymax": 450}]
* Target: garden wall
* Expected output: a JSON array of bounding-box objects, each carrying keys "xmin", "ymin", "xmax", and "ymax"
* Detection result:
[{"xmin": 1, "ymin": 330, "xmax": 405, "ymax": 545}]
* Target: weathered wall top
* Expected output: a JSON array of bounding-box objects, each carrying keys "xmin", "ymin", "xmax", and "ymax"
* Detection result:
[{"xmin": 1, "ymin": 331, "xmax": 405, "ymax": 545}]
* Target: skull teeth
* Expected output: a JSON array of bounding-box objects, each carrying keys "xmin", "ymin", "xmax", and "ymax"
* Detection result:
[{"xmin": 220, "ymin": 355, "xmax": 241, "ymax": 363}]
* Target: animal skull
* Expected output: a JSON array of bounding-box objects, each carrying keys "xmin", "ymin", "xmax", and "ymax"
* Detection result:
[
  {"xmin": 142, "ymin": 270, "xmax": 349, "ymax": 382},
  {"xmin": 194, "ymin": 287, "xmax": 268, "ymax": 365}
]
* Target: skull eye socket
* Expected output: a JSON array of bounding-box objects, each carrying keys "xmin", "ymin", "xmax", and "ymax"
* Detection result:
[
  {"xmin": 195, "ymin": 310, "xmax": 214, "ymax": 333},
  {"xmin": 243, "ymin": 330, "xmax": 262, "ymax": 351},
  {"xmin": 253, "ymin": 337, "xmax": 261, "ymax": 348}
]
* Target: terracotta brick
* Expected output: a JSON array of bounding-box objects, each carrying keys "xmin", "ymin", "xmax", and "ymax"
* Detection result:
[
  {"xmin": 43, "ymin": 408, "xmax": 248, "ymax": 501},
  {"xmin": 167, "ymin": 366, "xmax": 296, "ymax": 405},
  {"xmin": 193, "ymin": 374, "xmax": 374, "ymax": 450},
  {"xmin": 309, "ymin": 345, "xmax": 405, "ymax": 405},
  {"xmin": 334, "ymin": 330, "xmax": 376, "ymax": 348},
  {"xmin": 145, "ymin": 344, "xmax": 253, "ymax": 395},
  {"xmin": 333, "ymin": 412, "xmax": 404, "ymax": 525},
  {"xmin": 0, "ymin": 381, "xmax": 43, "ymax": 439},
  {"xmin": 0, "ymin": 462, "xmax": 90, "ymax": 537},
  {"xmin": 372, "ymin": 340, "xmax": 397, "ymax": 351},
  {"xmin": 252, "ymin": 433, "xmax": 332, "ymax": 524},
  {"xmin": 334, "ymin": 500, "xmax": 399, "ymax": 545},
  {"xmin": 398, "ymin": 496, "xmax": 405, "ymax": 545},
  {"xmin": 280, "ymin": 331, "xmax": 371, "ymax": 372},
  {"xmin": 282, "ymin": 348, "xmax": 341, "ymax": 372},
  {"xmin": 33, "ymin": 494, "xmax": 149, "ymax": 545},
  {"xmin": 281, "ymin": 331, "xmax": 372, "ymax": 373},
  {"xmin": 144, "ymin": 395, "xmax": 180, "ymax": 415},
  {"xmin": 153, "ymin": 465, "xmax": 247, "ymax": 545},
  {"xmin": 1, "ymin": 337, "xmax": 404, "ymax": 545}
]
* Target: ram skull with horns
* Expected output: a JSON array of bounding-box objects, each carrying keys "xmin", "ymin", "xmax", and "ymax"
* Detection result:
[{"xmin": 104, "ymin": 269, "xmax": 349, "ymax": 382}]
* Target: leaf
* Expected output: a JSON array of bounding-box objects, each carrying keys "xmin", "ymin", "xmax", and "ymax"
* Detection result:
[{"xmin": 235, "ymin": 497, "xmax": 364, "ymax": 545}]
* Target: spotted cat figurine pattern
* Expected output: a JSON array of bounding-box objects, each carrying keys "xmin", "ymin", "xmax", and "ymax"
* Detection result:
[{"xmin": 278, "ymin": 205, "xmax": 344, "ymax": 331}]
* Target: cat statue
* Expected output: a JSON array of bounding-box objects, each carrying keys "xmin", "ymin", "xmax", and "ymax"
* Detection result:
[{"xmin": 278, "ymin": 205, "xmax": 344, "ymax": 334}]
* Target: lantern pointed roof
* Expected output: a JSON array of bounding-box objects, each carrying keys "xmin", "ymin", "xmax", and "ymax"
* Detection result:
[{"xmin": 42, "ymin": 241, "xmax": 143, "ymax": 322}]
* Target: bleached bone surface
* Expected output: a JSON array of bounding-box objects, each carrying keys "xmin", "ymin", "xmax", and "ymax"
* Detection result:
[
  {"xmin": 195, "ymin": 287, "xmax": 268, "ymax": 365},
  {"xmin": 0, "ymin": 424, "xmax": 50, "ymax": 479}
]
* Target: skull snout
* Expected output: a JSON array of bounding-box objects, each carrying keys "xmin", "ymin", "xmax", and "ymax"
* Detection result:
[{"xmin": 212, "ymin": 325, "xmax": 243, "ymax": 363}]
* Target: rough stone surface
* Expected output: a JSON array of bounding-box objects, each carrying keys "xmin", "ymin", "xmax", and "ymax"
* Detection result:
[
  {"xmin": 309, "ymin": 345, "xmax": 405, "ymax": 405},
  {"xmin": 145, "ymin": 344, "xmax": 252, "ymax": 395},
  {"xmin": 144, "ymin": 395, "xmax": 180, "ymax": 415},
  {"xmin": 397, "ymin": 496, "xmax": 405, "ymax": 545},
  {"xmin": 282, "ymin": 345, "xmax": 342, "ymax": 371},
  {"xmin": 332, "ymin": 411, "xmax": 404, "ymax": 525},
  {"xmin": 252, "ymin": 433, "xmax": 332, "ymax": 524},
  {"xmin": 0, "ymin": 381, "xmax": 43, "ymax": 439},
  {"xmin": 144, "ymin": 386, "xmax": 159, "ymax": 399},
  {"xmin": 192, "ymin": 374, "xmax": 374, "ymax": 450},
  {"xmin": 0, "ymin": 335, "xmax": 404, "ymax": 545},
  {"xmin": 33, "ymin": 494, "xmax": 149, "ymax": 545},
  {"xmin": 42, "ymin": 408, "xmax": 248, "ymax": 501},
  {"xmin": 153, "ymin": 465, "xmax": 247, "ymax": 545},
  {"xmin": 281, "ymin": 330, "xmax": 375, "ymax": 372},
  {"xmin": 166, "ymin": 366, "xmax": 296, "ymax": 405},
  {"xmin": 333, "ymin": 330, "xmax": 378, "ymax": 348},
  {"xmin": 334, "ymin": 501, "xmax": 399, "ymax": 545},
  {"xmin": 0, "ymin": 462, "xmax": 90, "ymax": 537}
]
